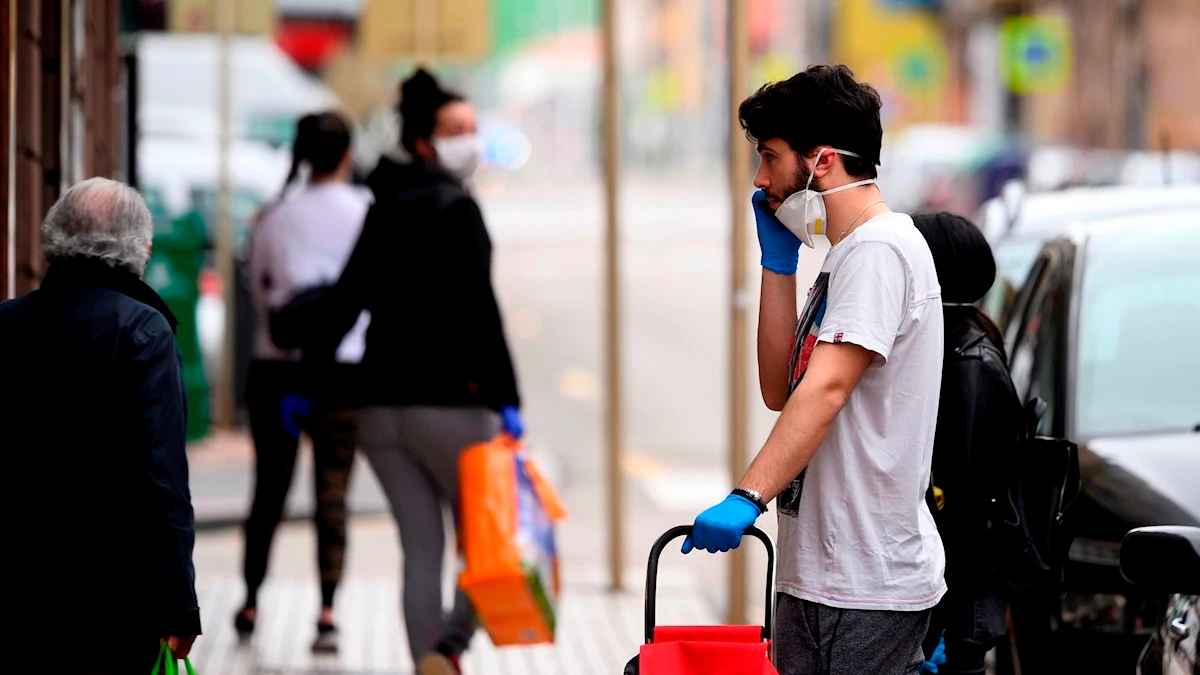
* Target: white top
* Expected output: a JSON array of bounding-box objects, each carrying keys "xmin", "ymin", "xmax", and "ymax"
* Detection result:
[
  {"xmin": 776, "ymin": 212, "xmax": 947, "ymax": 612},
  {"xmin": 249, "ymin": 182, "xmax": 371, "ymax": 363}
]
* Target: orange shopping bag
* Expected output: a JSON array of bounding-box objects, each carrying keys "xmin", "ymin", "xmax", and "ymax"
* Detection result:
[{"xmin": 459, "ymin": 434, "xmax": 567, "ymax": 646}]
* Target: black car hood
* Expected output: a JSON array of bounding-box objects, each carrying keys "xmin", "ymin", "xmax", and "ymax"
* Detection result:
[{"xmin": 1077, "ymin": 431, "xmax": 1200, "ymax": 539}]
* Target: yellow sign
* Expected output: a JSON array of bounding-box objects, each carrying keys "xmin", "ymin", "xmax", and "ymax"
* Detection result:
[
  {"xmin": 833, "ymin": 0, "xmax": 949, "ymax": 128},
  {"xmin": 359, "ymin": 0, "xmax": 491, "ymax": 62},
  {"xmin": 168, "ymin": 0, "xmax": 277, "ymax": 35}
]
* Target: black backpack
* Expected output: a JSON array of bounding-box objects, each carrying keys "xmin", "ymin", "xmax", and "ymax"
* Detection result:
[
  {"xmin": 926, "ymin": 397, "xmax": 1081, "ymax": 590},
  {"xmin": 996, "ymin": 398, "xmax": 1082, "ymax": 590}
]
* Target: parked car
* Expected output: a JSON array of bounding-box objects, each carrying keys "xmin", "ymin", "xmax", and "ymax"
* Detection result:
[
  {"xmin": 1119, "ymin": 526, "xmax": 1200, "ymax": 675},
  {"xmin": 999, "ymin": 208, "xmax": 1200, "ymax": 673},
  {"xmin": 977, "ymin": 184, "xmax": 1200, "ymax": 331}
]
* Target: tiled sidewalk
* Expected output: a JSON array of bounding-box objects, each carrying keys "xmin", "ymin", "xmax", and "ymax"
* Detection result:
[{"xmin": 189, "ymin": 576, "xmax": 715, "ymax": 675}]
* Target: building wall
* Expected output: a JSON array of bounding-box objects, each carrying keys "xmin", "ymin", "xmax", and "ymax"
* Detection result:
[
  {"xmin": 1140, "ymin": 0, "xmax": 1200, "ymax": 150},
  {"xmin": 1, "ymin": 0, "xmax": 122, "ymax": 299},
  {"xmin": 1019, "ymin": 0, "xmax": 1198, "ymax": 151},
  {"xmin": 2, "ymin": 0, "xmax": 10, "ymax": 299}
]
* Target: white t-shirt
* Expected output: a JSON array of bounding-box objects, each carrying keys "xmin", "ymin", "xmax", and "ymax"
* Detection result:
[
  {"xmin": 249, "ymin": 182, "xmax": 371, "ymax": 363},
  {"xmin": 776, "ymin": 212, "xmax": 947, "ymax": 612}
]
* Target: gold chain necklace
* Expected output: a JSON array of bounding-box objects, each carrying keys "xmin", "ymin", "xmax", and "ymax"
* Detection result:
[{"xmin": 836, "ymin": 199, "xmax": 885, "ymax": 245}]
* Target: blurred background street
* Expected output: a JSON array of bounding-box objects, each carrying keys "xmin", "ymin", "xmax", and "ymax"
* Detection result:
[{"xmin": 3, "ymin": 0, "xmax": 1199, "ymax": 673}]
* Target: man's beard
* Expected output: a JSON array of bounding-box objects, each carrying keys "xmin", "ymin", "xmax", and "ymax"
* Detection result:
[{"xmin": 768, "ymin": 163, "xmax": 818, "ymax": 207}]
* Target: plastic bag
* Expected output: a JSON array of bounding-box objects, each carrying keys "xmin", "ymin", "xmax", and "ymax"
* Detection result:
[{"xmin": 459, "ymin": 434, "xmax": 567, "ymax": 645}]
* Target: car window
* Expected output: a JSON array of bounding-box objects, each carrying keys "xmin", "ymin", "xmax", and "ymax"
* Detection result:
[
  {"xmin": 984, "ymin": 240, "xmax": 1044, "ymax": 332},
  {"xmin": 1005, "ymin": 252, "xmax": 1052, "ymax": 357},
  {"xmin": 1008, "ymin": 250, "xmax": 1061, "ymax": 416},
  {"xmin": 1030, "ymin": 279, "xmax": 1064, "ymax": 436},
  {"xmin": 1074, "ymin": 225, "xmax": 1200, "ymax": 439}
]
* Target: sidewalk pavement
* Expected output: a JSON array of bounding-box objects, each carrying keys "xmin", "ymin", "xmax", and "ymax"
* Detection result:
[
  {"xmin": 190, "ymin": 515, "xmax": 718, "ymax": 675},
  {"xmin": 186, "ymin": 429, "xmax": 775, "ymax": 674}
]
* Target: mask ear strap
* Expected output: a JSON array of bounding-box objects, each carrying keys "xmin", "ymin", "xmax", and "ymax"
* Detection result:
[{"xmin": 818, "ymin": 177, "xmax": 878, "ymax": 197}]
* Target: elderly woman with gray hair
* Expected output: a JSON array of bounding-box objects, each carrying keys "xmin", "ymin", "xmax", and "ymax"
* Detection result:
[{"xmin": 0, "ymin": 178, "xmax": 200, "ymax": 674}]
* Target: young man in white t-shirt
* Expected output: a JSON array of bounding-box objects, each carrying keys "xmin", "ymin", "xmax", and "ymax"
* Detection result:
[{"xmin": 684, "ymin": 65, "xmax": 946, "ymax": 674}]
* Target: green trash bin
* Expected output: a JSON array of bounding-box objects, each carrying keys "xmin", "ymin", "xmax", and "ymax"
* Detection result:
[{"xmin": 144, "ymin": 211, "xmax": 210, "ymax": 442}]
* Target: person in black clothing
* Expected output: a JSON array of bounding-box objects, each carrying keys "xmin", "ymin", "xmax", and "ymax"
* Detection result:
[
  {"xmin": 1, "ymin": 178, "xmax": 200, "ymax": 674},
  {"xmin": 913, "ymin": 212, "xmax": 1024, "ymax": 675},
  {"xmin": 311, "ymin": 68, "xmax": 523, "ymax": 675}
]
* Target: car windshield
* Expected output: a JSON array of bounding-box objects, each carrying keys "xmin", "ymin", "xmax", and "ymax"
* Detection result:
[{"xmin": 1075, "ymin": 218, "xmax": 1200, "ymax": 438}]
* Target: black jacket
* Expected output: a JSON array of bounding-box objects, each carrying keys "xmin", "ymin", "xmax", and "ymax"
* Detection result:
[
  {"xmin": 0, "ymin": 257, "xmax": 201, "ymax": 640},
  {"xmin": 931, "ymin": 310, "xmax": 1024, "ymax": 580},
  {"xmin": 311, "ymin": 158, "xmax": 520, "ymax": 410}
]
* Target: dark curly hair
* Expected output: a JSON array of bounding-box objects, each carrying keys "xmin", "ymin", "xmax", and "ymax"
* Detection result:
[{"xmin": 738, "ymin": 64, "xmax": 883, "ymax": 179}]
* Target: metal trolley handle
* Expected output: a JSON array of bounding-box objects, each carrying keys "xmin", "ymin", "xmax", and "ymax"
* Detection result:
[{"xmin": 644, "ymin": 525, "xmax": 777, "ymax": 645}]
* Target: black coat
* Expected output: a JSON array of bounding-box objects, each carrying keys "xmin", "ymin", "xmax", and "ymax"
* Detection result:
[
  {"xmin": 0, "ymin": 257, "xmax": 201, "ymax": 641},
  {"xmin": 310, "ymin": 158, "xmax": 521, "ymax": 410},
  {"xmin": 931, "ymin": 310, "xmax": 1024, "ymax": 581}
]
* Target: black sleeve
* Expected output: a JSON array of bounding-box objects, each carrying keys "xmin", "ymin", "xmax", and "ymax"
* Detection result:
[
  {"xmin": 129, "ymin": 315, "xmax": 202, "ymax": 637},
  {"xmin": 304, "ymin": 202, "xmax": 383, "ymax": 365},
  {"xmin": 445, "ymin": 197, "xmax": 521, "ymax": 410}
]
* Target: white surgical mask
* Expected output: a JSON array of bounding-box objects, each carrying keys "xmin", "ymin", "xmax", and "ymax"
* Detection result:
[
  {"xmin": 432, "ymin": 134, "xmax": 481, "ymax": 181},
  {"xmin": 774, "ymin": 147, "xmax": 878, "ymax": 248}
]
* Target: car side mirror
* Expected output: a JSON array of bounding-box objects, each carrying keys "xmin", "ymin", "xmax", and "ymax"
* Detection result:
[{"xmin": 1119, "ymin": 526, "xmax": 1200, "ymax": 595}]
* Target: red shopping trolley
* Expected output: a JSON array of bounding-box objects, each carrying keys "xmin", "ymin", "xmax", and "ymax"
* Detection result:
[{"xmin": 623, "ymin": 525, "xmax": 779, "ymax": 675}]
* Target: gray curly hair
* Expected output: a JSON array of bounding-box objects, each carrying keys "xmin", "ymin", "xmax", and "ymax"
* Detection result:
[{"xmin": 41, "ymin": 177, "xmax": 154, "ymax": 276}]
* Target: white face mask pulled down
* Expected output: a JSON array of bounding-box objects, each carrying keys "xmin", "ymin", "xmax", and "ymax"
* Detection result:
[
  {"xmin": 432, "ymin": 134, "xmax": 482, "ymax": 181},
  {"xmin": 774, "ymin": 147, "xmax": 878, "ymax": 248}
]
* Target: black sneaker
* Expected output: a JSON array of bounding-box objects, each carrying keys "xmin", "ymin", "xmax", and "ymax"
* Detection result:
[{"xmin": 311, "ymin": 621, "xmax": 339, "ymax": 654}]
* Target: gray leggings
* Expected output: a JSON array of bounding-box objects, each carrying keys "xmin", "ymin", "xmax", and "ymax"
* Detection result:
[{"xmin": 357, "ymin": 405, "xmax": 501, "ymax": 663}]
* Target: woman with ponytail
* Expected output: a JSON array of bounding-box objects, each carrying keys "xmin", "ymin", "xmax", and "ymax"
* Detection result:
[
  {"xmin": 240, "ymin": 111, "xmax": 368, "ymax": 653},
  {"xmin": 311, "ymin": 68, "xmax": 523, "ymax": 675}
]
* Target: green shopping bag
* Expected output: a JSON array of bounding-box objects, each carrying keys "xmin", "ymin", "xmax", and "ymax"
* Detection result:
[{"xmin": 150, "ymin": 641, "xmax": 196, "ymax": 675}]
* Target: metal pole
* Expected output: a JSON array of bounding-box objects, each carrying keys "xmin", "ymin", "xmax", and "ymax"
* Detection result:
[
  {"xmin": 215, "ymin": 0, "xmax": 235, "ymax": 427},
  {"xmin": 123, "ymin": 47, "xmax": 138, "ymax": 189},
  {"xmin": 727, "ymin": 0, "xmax": 751, "ymax": 626},
  {"xmin": 602, "ymin": 0, "xmax": 623, "ymax": 593}
]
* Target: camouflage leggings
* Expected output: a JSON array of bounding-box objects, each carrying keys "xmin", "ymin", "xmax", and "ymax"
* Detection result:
[{"xmin": 243, "ymin": 360, "xmax": 356, "ymax": 609}]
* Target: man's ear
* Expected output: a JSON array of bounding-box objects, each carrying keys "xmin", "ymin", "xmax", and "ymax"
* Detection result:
[{"xmin": 811, "ymin": 147, "xmax": 837, "ymax": 180}]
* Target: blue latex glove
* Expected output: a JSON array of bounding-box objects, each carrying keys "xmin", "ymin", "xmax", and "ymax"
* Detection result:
[
  {"xmin": 919, "ymin": 636, "xmax": 946, "ymax": 674},
  {"xmin": 500, "ymin": 405, "xmax": 524, "ymax": 439},
  {"xmin": 280, "ymin": 393, "xmax": 314, "ymax": 439},
  {"xmin": 682, "ymin": 494, "xmax": 762, "ymax": 554},
  {"xmin": 753, "ymin": 189, "xmax": 802, "ymax": 275}
]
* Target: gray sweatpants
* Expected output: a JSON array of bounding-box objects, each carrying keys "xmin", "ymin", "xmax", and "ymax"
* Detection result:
[
  {"xmin": 357, "ymin": 405, "xmax": 501, "ymax": 664},
  {"xmin": 776, "ymin": 593, "xmax": 932, "ymax": 675}
]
